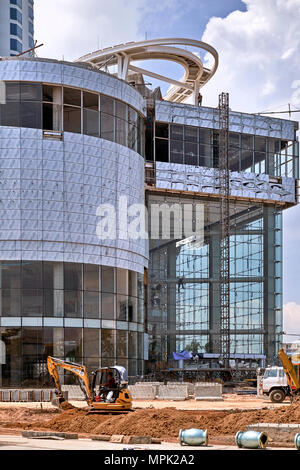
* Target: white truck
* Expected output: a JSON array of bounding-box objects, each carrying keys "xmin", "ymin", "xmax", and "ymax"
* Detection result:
[{"xmin": 258, "ymin": 366, "xmax": 289, "ymax": 403}]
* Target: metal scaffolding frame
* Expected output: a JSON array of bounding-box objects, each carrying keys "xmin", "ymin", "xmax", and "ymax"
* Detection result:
[{"xmin": 218, "ymin": 92, "xmax": 231, "ymax": 368}]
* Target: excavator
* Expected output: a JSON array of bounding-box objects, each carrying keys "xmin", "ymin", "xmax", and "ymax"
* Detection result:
[{"xmin": 47, "ymin": 356, "xmax": 133, "ymax": 414}]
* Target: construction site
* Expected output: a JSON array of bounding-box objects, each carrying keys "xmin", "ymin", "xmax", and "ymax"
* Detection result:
[{"xmin": 0, "ymin": 0, "xmax": 299, "ymax": 452}]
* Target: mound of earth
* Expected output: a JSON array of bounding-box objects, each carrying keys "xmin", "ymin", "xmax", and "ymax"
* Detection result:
[{"xmin": 2, "ymin": 402, "xmax": 300, "ymax": 440}]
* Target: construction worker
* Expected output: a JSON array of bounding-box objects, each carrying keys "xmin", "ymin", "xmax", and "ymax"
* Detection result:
[
  {"xmin": 198, "ymin": 92, "xmax": 202, "ymax": 106},
  {"xmin": 105, "ymin": 371, "xmax": 115, "ymax": 389}
]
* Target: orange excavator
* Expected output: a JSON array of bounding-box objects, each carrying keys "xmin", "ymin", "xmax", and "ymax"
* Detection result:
[{"xmin": 47, "ymin": 356, "xmax": 133, "ymax": 414}]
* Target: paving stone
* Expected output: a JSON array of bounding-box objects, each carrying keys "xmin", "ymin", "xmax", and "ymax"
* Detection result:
[
  {"xmin": 91, "ymin": 435, "xmax": 111, "ymax": 441},
  {"xmin": 22, "ymin": 431, "xmax": 78, "ymax": 440},
  {"xmin": 110, "ymin": 434, "xmax": 125, "ymax": 443},
  {"xmin": 123, "ymin": 436, "xmax": 152, "ymax": 444}
]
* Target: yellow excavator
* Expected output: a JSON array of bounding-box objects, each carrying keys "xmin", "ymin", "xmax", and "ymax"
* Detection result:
[{"xmin": 47, "ymin": 356, "xmax": 133, "ymax": 414}]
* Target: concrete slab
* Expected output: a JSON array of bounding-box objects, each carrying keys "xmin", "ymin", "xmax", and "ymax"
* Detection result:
[{"xmin": 22, "ymin": 430, "xmax": 78, "ymax": 439}]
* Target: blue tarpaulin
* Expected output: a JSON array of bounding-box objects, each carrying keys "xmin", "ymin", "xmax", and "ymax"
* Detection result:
[{"xmin": 172, "ymin": 350, "xmax": 192, "ymax": 361}]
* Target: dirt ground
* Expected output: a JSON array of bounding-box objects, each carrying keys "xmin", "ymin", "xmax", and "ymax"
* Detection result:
[{"xmin": 0, "ymin": 394, "xmax": 297, "ymax": 447}]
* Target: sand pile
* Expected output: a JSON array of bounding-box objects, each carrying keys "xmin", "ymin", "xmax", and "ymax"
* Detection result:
[
  {"xmin": 41, "ymin": 408, "xmax": 110, "ymax": 433},
  {"xmin": 41, "ymin": 403, "xmax": 300, "ymax": 438},
  {"xmin": 2, "ymin": 402, "xmax": 300, "ymax": 439}
]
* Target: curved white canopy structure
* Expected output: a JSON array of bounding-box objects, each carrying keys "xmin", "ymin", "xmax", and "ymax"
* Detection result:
[{"xmin": 76, "ymin": 38, "xmax": 218, "ymax": 105}]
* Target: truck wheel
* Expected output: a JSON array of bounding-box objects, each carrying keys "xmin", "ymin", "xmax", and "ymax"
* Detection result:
[{"xmin": 269, "ymin": 389, "xmax": 286, "ymax": 403}]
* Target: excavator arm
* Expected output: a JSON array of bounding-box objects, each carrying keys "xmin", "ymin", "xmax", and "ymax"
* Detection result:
[
  {"xmin": 278, "ymin": 348, "xmax": 300, "ymax": 395},
  {"xmin": 47, "ymin": 356, "xmax": 93, "ymax": 405}
]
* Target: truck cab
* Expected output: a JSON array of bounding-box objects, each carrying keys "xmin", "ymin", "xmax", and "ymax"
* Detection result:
[{"xmin": 259, "ymin": 366, "xmax": 288, "ymax": 403}]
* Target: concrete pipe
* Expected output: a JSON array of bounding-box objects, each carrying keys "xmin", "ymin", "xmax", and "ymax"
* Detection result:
[
  {"xmin": 294, "ymin": 433, "xmax": 300, "ymax": 449},
  {"xmin": 235, "ymin": 431, "xmax": 268, "ymax": 449},
  {"xmin": 179, "ymin": 428, "xmax": 208, "ymax": 446}
]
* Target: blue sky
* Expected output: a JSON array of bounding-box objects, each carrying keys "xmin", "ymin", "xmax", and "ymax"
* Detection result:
[
  {"xmin": 137, "ymin": 0, "xmax": 246, "ymax": 39},
  {"xmin": 34, "ymin": 0, "xmax": 300, "ymax": 336}
]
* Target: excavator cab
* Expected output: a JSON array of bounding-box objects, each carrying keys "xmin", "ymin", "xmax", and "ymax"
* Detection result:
[{"xmin": 92, "ymin": 366, "xmax": 129, "ymax": 404}]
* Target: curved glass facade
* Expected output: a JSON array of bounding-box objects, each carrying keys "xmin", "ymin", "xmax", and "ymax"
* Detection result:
[
  {"xmin": 0, "ymin": 81, "xmax": 144, "ymax": 155},
  {"xmin": 0, "ymin": 261, "xmax": 145, "ymax": 386}
]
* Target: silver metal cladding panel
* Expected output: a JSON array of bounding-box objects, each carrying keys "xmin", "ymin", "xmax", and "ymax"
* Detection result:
[
  {"xmin": 0, "ymin": 127, "xmax": 148, "ymax": 273},
  {"xmin": 155, "ymin": 161, "xmax": 296, "ymax": 204},
  {"xmin": 0, "ymin": 59, "xmax": 146, "ymax": 116},
  {"xmin": 155, "ymin": 100, "xmax": 296, "ymax": 141}
]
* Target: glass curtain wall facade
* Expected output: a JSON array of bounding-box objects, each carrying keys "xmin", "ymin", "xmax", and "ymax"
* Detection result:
[
  {"xmin": 0, "ymin": 82, "xmax": 144, "ymax": 154},
  {"xmin": 154, "ymin": 123, "xmax": 299, "ymax": 179},
  {"xmin": 0, "ymin": 262, "xmax": 144, "ymax": 386},
  {"xmin": 146, "ymin": 194, "xmax": 282, "ymax": 372}
]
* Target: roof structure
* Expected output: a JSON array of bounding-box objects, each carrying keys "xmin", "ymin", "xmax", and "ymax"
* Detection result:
[{"xmin": 76, "ymin": 38, "xmax": 218, "ymax": 105}]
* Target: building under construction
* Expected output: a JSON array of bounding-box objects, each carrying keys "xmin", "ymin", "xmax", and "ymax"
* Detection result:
[{"xmin": 0, "ymin": 38, "xmax": 298, "ymax": 386}]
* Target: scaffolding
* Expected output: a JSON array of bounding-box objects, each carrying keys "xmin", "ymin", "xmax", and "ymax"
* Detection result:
[{"xmin": 218, "ymin": 92, "xmax": 231, "ymax": 368}]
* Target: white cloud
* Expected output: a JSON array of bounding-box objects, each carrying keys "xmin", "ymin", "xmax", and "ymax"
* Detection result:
[
  {"xmin": 34, "ymin": 0, "xmax": 145, "ymax": 61},
  {"xmin": 283, "ymin": 303, "xmax": 300, "ymax": 342},
  {"xmin": 201, "ymin": 0, "xmax": 300, "ymax": 115}
]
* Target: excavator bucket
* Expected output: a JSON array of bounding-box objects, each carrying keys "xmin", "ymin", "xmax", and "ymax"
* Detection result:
[{"xmin": 51, "ymin": 396, "xmax": 65, "ymax": 408}]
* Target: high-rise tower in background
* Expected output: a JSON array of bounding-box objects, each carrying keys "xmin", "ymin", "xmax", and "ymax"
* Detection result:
[{"xmin": 0, "ymin": 0, "xmax": 34, "ymax": 57}]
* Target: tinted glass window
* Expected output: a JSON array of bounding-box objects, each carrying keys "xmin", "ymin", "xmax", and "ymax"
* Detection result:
[
  {"xmin": 63, "ymin": 87, "xmax": 81, "ymax": 107},
  {"xmin": 100, "ymin": 112, "xmax": 114, "ymax": 141},
  {"xmin": 5, "ymin": 82, "xmax": 20, "ymax": 101},
  {"xmin": 20, "ymin": 82, "xmax": 42, "ymax": 101},
  {"xmin": 28, "ymin": 6, "xmax": 34, "ymax": 20},
  {"xmin": 29, "ymin": 21, "xmax": 34, "ymax": 35},
  {"xmin": 102, "ymin": 266, "xmax": 114, "ymax": 293},
  {"xmin": 101, "ymin": 95, "xmax": 114, "ymax": 115},
  {"xmin": 10, "ymin": 38, "xmax": 22, "ymax": 53},
  {"xmin": 10, "ymin": 0, "xmax": 22, "ymax": 7},
  {"xmin": 20, "ymin": 101, "xmax": 41, "ymax": 128},
  {"xmin": 10, "ymin": 8, "xmax": 22, "ymax": 24},
  {"xmin": 83, "ymin": 109, "xmax": 99, "ymax": 137},
  {"xmin": 64, "ymin": 105, "xmax": 81, "ymax": 133},
  {"xmin": 83, "ymin": 91, "xmax": 98, "ymax": 110},
  {"xmin": 10, "ymin": 23, "xmax": 22, "ymax": 40}
]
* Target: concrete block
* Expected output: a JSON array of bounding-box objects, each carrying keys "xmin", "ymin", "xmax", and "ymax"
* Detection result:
[
  {"xmin": 129, "ymin": 384, "xmax": 157, "ymax": 400},
  {"xmin": 110, "ymin": 435, "xmax": 125, "ymax": 443},
  {"xmin": 22, "ymin": 431, "xmax": 78, "ymax": 439},
  {"xmin": 151, "ymin": 438, "xmax": 162, "ymax": 444},
  {"xmin": 91, "ymin": 435, "xmax": 111, "ymax": 441},
  {"xmin": 41, "ymin": 390, "xmax": 53, "ymax": 402},
  {"xmin": 1, "ymin": 390, "xmax": 11, "ymax": 401},
  {"xmin": 123, "ymin": 436, "xmax": 152, "ymax": 444},
  {"xmin": 194, "ymin": 383, "xmax": 223, "ymax": 401},
  {"xmin": 32, "ymin": 390, "xmax": 43, "ymax": 402},
  {"xmin": 156, "ymin": 384, "xmax": 189, "ymax": 400},
  {"xmin": 10, "ymin": 390, "xmax": 20, "ymax": 401},
  {"xmin": 167, "ymin": 382, "xmax": 194, "ymax": 395},
  {"xmin": 61, "ymin": 385, "xmax": 85, "ymax": 400}
]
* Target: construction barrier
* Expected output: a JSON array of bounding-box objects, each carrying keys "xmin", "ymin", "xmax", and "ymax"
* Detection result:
[
  {"xmin": 168, "ymin": 382, "xmax": 195, "ymax": 396},
  {"xmin": 156, "ymin": 384, "xmax": 189, "ymax": 400},
  {"xmin": 129, "ymin": 384, "xmax": 157, "ymax": 400},
  {"xmin": 194, "ymin": 382, "xmax": 223, "ymax": 401},
  {"xmin": 0, "ymin": 389, "xmax": 55, "ymax": 402},
  {"xmin": 61, "ymin": 385, "xmax": 85, "ymax": 400}
]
